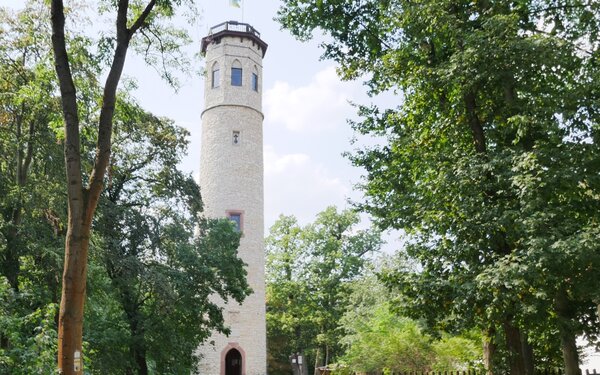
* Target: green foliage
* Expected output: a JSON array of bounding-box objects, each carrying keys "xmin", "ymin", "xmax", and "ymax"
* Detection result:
[
  {"xmin": 266, "ymin": 207, "xmax": 382, "ymax": 375},
  {"xmin": 432, "ymin": 334, "xmax": 483, "ymax": 371},
  {"xmin": 0, "ymin": 278, "xmax": 59, "ymax": 374},
  {"xmin": 0, "ymin": 3, "xmax": 66, "ymax": 372},
  {"xmin": 277, "ymin": 0, "xmax": 600, "ymax": 371},
  {"xmin": 85, "ymin": 99, "xmax": 251, "ymax": 374},
  {"xmin": 338, "ymin": 265, "xmax": 482, "ymax": 373},
  {"xmin": 0, "ymin": 2, "xmax": 248, "ymax": 372},
  {"xmin": 342, "ymin": 303, "xmax": 434, "ymax": 373}
]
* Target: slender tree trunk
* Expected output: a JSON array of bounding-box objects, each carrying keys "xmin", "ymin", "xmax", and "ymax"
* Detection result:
[
  {"xmin": 483, "ymin": 327, "xmax": 497, "ymax": 375},
  {"xmin": 122, "ymin": 286, "xmax": 148, "ymax": 375},
  {"xmin": 555, "ymin": 288, "xmax": 580, "ymax": 375},
  {"xmin": 4, "ymin": 212, "xmax": 22, "ymax": 292},
  {"xmin": 300, "ymin": 349, "xmax": 309, "ymax": 375},
  {"xmin": 50, "ymin": 1, "xmax": 156, "ymax": 372},
  {"xmin": 3, "ymin": 113, "xmax": 35, "ymax": 292},
  {"xmin": 521, "ymin": 331, "xmax": 534, "ymax": 375},
  {"xmin": 504, "ymin": 321, "xmax": 527, "ymax": 375},
  {"xmin": 464, "ymin": 90, "xmax": 487, "ymax": 154},
  {"xmin": 57, "ymin": 222, "xmax": 90, "ymax": 374},
  {"xmin": 133, "ymin": 345, "xmax": 149, "ymax": 375},
  {"xmin": 313, "ymin": 347, "xmax": 320, "ymax": 375}
]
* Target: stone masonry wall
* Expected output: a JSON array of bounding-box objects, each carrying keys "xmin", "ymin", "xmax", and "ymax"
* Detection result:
[{"xmin": 195, "ymin": 29, "xmax": 267, "ymax": 375}]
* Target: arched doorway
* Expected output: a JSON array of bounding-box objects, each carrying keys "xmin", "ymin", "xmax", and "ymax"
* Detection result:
[{"xmin": 225, "ymin": 348, "xmax": 242, "ymax": 375}]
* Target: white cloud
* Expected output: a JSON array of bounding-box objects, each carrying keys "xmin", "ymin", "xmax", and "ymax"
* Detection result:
[
  {"xmin": 264, "ymin": 66, "xmax": 361, "ymax": 133},
  {"xmin": 264, "ymin": 145, "xmax": 351, "ymax": 228}
]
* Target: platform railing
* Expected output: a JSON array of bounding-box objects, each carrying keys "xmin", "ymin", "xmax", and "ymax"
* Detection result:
[{"xmin": 209, "ymin": 21, "xmax": 261, "ymax": 38}]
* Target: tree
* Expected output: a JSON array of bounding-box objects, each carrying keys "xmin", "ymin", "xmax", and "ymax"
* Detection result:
[
  {"xmin": 266, "ymin": 207, "xmax": 382, "ymax": 374},
  {"xmin": 49, "ymin": 1, "xmax": 196, "ymax": 372},
  {"xmin": 86, "ymin": 100, "xmax": 250, "ymax": 374},
  {"xmin": 0, "ymin": 4, "xmax": 66, "ymax": 371},
  {"xmin": 277, "ymin": 1, "xmax": 600, "ymax": 374},
  {"xmin": 339, "ymin": 259, "xmax": 482, "ymax": 374}
]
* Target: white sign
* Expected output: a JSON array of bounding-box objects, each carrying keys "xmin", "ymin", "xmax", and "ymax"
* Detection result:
[{"xmin": 74, "ymin": 351, "xmax": 82, "ymax": 372}]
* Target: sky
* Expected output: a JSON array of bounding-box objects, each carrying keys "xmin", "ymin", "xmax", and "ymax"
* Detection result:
[
  {"xmin": 115, "ymin": 1, "xmax": 394, "ymax": 234},
  {"xmin": 161, "ymin": 1, "xmax": 380, "ymax": 229}
]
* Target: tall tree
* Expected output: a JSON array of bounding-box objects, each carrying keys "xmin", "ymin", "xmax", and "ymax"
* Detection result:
[
  {"xmin": 49, "ymin": 1, "xmax": 195, "ymax": 372},
  {"xmin": 277, "ymin": 1, "xmax": 600, "ymax": 374},
  {"xmin": 0, "ymin": 4, "xmax": 67, "ymax": 371},
  {"xmin": 266, "ymin": 207, "xmax": 382, "ymax": 374},
  {"xmin": 86, "ymin": 99, "xmax": 250, "ymax": 374}
]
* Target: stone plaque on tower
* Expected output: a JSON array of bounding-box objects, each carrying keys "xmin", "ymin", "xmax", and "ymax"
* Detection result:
[{"xmin": 195, "ymin": 21, "xmax": 268, "ymax": 375}]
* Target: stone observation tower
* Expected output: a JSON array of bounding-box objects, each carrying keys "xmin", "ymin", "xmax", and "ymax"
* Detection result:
[{"xmin": 196, "ymin": 21, "xmax": 268, "ymax": 375}]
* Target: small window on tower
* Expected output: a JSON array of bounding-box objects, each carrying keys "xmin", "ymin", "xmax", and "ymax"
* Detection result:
[
  {"xmin": 252, "ymin": 73, "xmax": 258, "ymax": 92},
  {"xmin": 211, "ymin": 63, "xmax": 220, "ymax": 88},
  {"xmin": 231, "ymin": 60, "xmax": 242, "ymax": 86},
  {"xmin": 231, "ymin": 68, "xmax": 242, "ymax": 86},
  {"xmin": 227, "ymin": 211, "xmax": 243, "ymax": 232},
  {"xmin": 232, "ymin": 130, "xmax": 240, "ymax": 145}
]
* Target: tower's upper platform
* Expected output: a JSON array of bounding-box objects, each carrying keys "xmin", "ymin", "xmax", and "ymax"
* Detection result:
[{"xmin": 201, "ymin": 21, "xmax": 268, "ymax": 57}]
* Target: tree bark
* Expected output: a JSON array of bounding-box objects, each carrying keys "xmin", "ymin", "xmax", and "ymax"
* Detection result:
[
  {"xmin": 555, "ymin": 288, "xmax": 581, "ymax": 375},
  {"xmin": 464, "ymin": 90, "xmax": 487, "ymax": 154},
  {"xmin": 313, "ymin": 347, "xmax": 321, "ymax": 375},
  {"xmin": 521, "ymin": 331, "xmax": 534, "ymax": 375},
  {"xmin": 503, "ymin": 321, "xmax": 527, "ymax": 375},
  {"xmin": 483, "ymin": 327, "xmax": 497, "ymax": 375},
  {"xmin": 50, "ymin": 0, "xmax": 157, "ymax": 373},
  {"xmin": 2, "ymin": 112, "xmax": 35, "ymax": 292}
]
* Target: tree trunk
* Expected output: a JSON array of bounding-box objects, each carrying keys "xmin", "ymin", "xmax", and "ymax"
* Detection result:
[
  {"xmin": 300, "ymin": 349, "xmax": 309, "ymax": 375},
  {"xmin": 313, "ymin": 347, "xmax": 321, "ymax": 375},
  {"xmin": 57, "ymin": 223, "xmax": 90, "ymax": 374},
  {"xmin": 133, "ymin": 345, "xmax": 149, "ymax": 375},
  {"xmin": 483, "ymin": 327, "xmax": 497, "ymax": 375},
  {"xmin": 555, "ymin": 288, "xmax": 580, "ymax": 375},
  {"xmin": 504, "ymin": 320, "xmax": 527, "ymax": 375},
  {"xmin": 3, "ymin": 113, "xmax": 35, "ymax": 292},
  {"xmin": 50, "ymin": 0, "xmax": 157, "ymax": 373},
  {"xmin": 4, "ymin": 214, "xmax": 21, "ymax": 292},
  {"xmin": 521, "ymin": 331, "xmax": 534, "ymax": 375}
]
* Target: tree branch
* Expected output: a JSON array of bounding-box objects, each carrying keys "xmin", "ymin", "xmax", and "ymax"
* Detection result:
[
  {"xmin": 129, "ymin": 0, "xmax": 157, "ymax": 36},
  {"xmin": 86, "ymin": 0, "xmax": 138, "ymax": 225},
  {"xmin": 19, "ymin": 119, "xmax": 35, "ymax": 186},
  {"xmin": 50, "ymin": 0, "xmax": 84, "ymax": 208}
]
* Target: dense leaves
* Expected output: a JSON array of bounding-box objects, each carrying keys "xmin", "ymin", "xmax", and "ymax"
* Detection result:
[
  {"xmin": 278, "ymin": 0, "xmax": 600, "ymax": 374},
  {"xmin": 0, "ymin": 3, "xmax": 250, "ymax": 373},
  {"xmin": 266, "ymin": 208, "xmax": 382, "ymax": 375},
  {"xmin": 86, "ymin": 101, "xmax": 251, "ymax": 374},
  {"xmin": 0, "ymin": 4, "xmax": 65, "ymax": 372}
]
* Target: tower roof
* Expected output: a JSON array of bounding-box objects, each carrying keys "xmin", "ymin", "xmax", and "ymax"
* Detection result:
[{"xmin": 201, "ymin": 21, "xmax": 268, "ymax": 57}]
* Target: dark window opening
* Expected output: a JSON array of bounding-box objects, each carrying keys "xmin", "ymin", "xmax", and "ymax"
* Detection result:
[
  {"xmin": 225, "ymin": 349, "xmax": 242, "ymax": 375},
  {"xmin": 228, "ymin": 212, "xmax": 242, "ymax": 232},
  {"xmin": 231, "ymin": 67, "xmax": 242, "ymax": 86}
]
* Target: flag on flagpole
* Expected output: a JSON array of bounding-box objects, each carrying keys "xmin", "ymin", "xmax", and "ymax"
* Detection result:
[{"xmin": 229, "ymin": 0, "xmax": 241, "ymax": 8}]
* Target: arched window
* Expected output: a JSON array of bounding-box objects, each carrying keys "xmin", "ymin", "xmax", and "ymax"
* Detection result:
[
  {"xmin": 251, "ymin": 66, "xmax": 258, "ymax": 92},
  {"xmin": 225, "ymin": 348, "xmax": 242, "ymax": 375},
  {"xmin": 211, "ymin": 62, "xmax": 220, "ymax": 88},
  {"xmin": 231, "ymin": 60, "xmax": 242, "ymax": 86}
]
